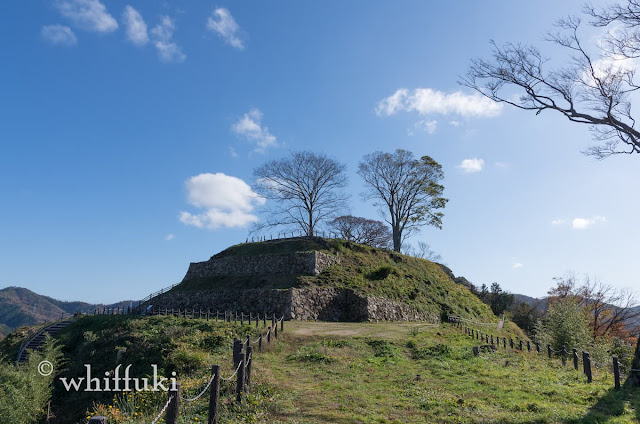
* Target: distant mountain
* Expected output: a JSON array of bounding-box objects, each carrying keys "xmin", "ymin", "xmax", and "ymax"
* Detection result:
[
  {"xmin": 512, "ymin": 293, "xmax": 640, "ymax": 332},
  {"xmin": 512, "ymin": 294, "xmax": 549, "ymax": 313},
  {"xmin": 0, "ymin": 286, "xmax": 134, "ymax": 338}
]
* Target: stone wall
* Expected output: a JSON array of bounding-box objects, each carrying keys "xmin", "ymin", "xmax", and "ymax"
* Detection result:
[
  {"xmin": 182, "ymin": 251, "xmax": 341, "ymax": 281},
  {"xmin": 147, "ymin": 287, "xmax": 439, "ymax": 323},
  {"xmin": 366, "ymin": 296, "xmax": 439, "ymax": 322},
  {"xmin": 150, "ymin": 289, "xmax": 292, "ymax": 318},
  {"xmin": 290, "ymin": 288, "xmax": 369, "ymax": 321}
]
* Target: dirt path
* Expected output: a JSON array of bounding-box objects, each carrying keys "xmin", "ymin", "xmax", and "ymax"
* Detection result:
[{"xmin": 288, "ymin": 320, "xmax": 439, "ymax": 340}]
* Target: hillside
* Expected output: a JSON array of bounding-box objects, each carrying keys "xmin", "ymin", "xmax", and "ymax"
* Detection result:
[
  {"xmin": 174, "ymin": 237, "xmax": 495, "ymax": 321},
  {"xmin": 0, "ymin": 286, "xmax": 133, "ymax": 338},
  {"xmin": 2, "ymin": 316, "xmax": 637, "ymax": 423}
]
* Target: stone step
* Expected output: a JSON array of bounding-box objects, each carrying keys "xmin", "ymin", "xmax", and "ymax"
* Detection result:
[{"xmin": 17, "ymin": 320, "xmax": 74, "ymax": 363}]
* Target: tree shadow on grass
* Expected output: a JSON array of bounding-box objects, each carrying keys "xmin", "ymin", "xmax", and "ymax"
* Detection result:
[{"xmin": 563, "ymin": 380, "xmax": 640, "ymax": 424}]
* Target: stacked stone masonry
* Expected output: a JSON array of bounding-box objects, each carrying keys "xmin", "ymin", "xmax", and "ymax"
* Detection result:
[
  {"xmin": 149, "ymin": 287, "xmax": 438, "ymax": 323},
  {"xmin": 182, "ymin": 251, "xmax": 341, "ymax": 281}
]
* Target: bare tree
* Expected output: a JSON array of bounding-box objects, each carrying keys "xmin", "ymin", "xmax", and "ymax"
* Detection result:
[
  {"xmin": 462, "ymin": 3, "xmax": 640, "ymax": 159},
  {"xmin": 402, "ymin": 241, "xmax": 443, "ymax": 262},
  {"xmin": 549, "ymin": 273, "xmax": 640, "ymax": 338},
  {"xmin": 579, "ymin": 277, "xmax": 640, "ymax": 338},
  {"xmin": 253, "ymin": 151, "xmax": 348, "ymax": 236},
  {"xmin": 358, "ymin": 149, "xmax": 447, "ymax": 252},
  {"xmin": 328, "ymin": 215, "xmax": 392, "ymax": 248}
]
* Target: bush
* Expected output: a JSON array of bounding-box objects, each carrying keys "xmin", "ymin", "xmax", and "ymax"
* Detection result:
[
  {"xmin": 367, "ymin": 265, "xmax": 396, "ymax": 280},
  {"xmin": 534, "ymin": 298, "xmax": 592, "ymax": 352},
  {"xmin": 0, "ymin": 337, "xmax": 62, "ymax": 424},
  {"xmin": 366, "ymin": 339, "xmax": 398, "ymax": 358},
  {"xmin": 412, "ymin": 343, "xmax": 451, "ymax": 360}
]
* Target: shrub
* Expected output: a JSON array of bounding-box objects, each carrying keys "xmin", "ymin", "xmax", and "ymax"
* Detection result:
[
  {"xmin": 534, "ymin": 298, "xmax": 592, "ymax": 352},
  {"xmin": 366, "ymin": 339, "xmax": 398, "ymax": 358},
  {"xmin": 412, "ymin": 343, "xmax": 451, "ymax": 360},
  {"xmin": 0, "ymin": 337, "xmax": 62, "ymax": 424},
  {"xmin": 367, "ymin": 265, "xmax": 396, "ymax": 280}
]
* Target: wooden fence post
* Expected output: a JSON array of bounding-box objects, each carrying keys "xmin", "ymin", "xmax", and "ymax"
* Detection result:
[
  {"xmin": 510, "ymin": 339, "xmax": 514, "ymax": 349},
  {"xmin": 536, "ymin": 342, "xmax": 540, "ymax": 353},
  {"xmin": 208, "ymin": 365, "xmax": 220, "ymax": 424},
  {"xmin": 236, "ymin": 353, "xmax": 245, "ymax": 402},
  {"xmin": 267, "ymin": 327, "xmax": 271, "ymax": 344},
  {"xmin": 547, "ymin": 345, "xmax": 552, "ymax": 359},
  {"xmin": 573, "ymin": 348, "xmax": 579, "ymax": 370},
  {"xmin": 166, "ymin": 382, "xmax": 180, "ymax": 424},
  {"xmin": 233, "ymin": 339, "xmax": 242, "ymax": 369},
  {"xmin": 263, "ymin": 313, "xmax": 267, "ymax": 327},
  {"xmin": 527, "ymin": 341, "xmax": 531, "ymax": 352},
  {"xmin": 275, "ymin": 322, "xmax": 278, "ymax": 339},
  {"xmin": 613, "ymin": 356, "xmax": 621, "ymax": 390},
  {"xmin": 561, "ymin": 344, "xmax": 567, "ymax": 366},
  {"xmin": 583, "ymin": 351, "xmax": 592, "ymax": 383},
  {"xmin": 281, "ymin": 317, "xmax": 284, "ymax": 332},
  {"xmin": 246, "ymin": 346, "xmax": 253, "ymax": 390},
  {"xmin": 519, "ymin": 340, "xmax": 523, "ymax": 351},
  {"xmin": 258, "ymin": 335, "xmax": 263, "ymax": 353},
  {"xmin": 256, "ymin": 315, "xmax": 259, "ymax": 328},
  {"xmin": 503, "ymin": 338, "xmax": 506, "ymax": 349}
]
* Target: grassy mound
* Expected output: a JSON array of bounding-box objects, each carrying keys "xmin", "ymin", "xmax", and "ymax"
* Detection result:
[
  {"xmin": 1, "ymin": 315, "xmax": 272, "ymax": 424},
  {"xmin": 256, "ymin": 321, "xmax": 640, "ymax": 423},
  {"xmin": 176, "ymin": 238, "xmax": 494, "ymax": 321}
]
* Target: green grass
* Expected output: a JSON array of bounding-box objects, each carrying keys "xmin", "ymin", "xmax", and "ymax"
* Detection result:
[
  {"xmin": 255, "ymin": 321, "xmax": 640, "ymax": 424},
  {"xmin": 174, "ymin": 237, "xmax": 495, "ymax": 322},
  {"xmin": 213, "ymin": 236, "xmax": 334, "ymax": 257},
  {"xmin": 5, "ymin": 316, "xmax": 636, "ymax": 423},
  {"xmin": 20, "ymin": 315, "xmax": 275, "ymax": 423}
]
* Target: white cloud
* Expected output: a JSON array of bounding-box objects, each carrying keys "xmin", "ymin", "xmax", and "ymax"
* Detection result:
[
  {"xmin": 572, "ymin": 216, "xmax": 607, "ymax": 230},
  {"xmin": 150, "ymin": 16, "xmax": 185, "ymax": 63},
  {"xmin": 457, "ymin": 158, "xmax": 484, "ymax": 173},
  {"xmin": 55, "ymin": 0, "xmax": 118, "ymax": 33},
  {"xmin": 551, "ymin": 216, "xmax": 607, "ymax": 229},
  {"xmin": 41, "ymin": 25, "xmax": 77, "ymax": 46},
  {"xmin": 122, "ymin": 5, "xmax": 148, "ymax": 46},
  {"xmin": 206, "ymin": 8, "xmax": 245, "ymax": 50},
  {"xmin": 376, "ymin": 88, "xmax": 503, "ymax": 118},
  {"xmin": 179, "ymin": 173, "xmax": 265, "ymax": 230},
  {"xmin": 228, "ymin": 146, "xmax": 239, "ymax": 158},
  {"xmin": 165, "ymin": 234, "xmax": 174, "ymax": 241},
  {"xmin": 409, "ymin": 119, "xmax": 438, "ymax": 135},
  {"xmin": 231, "ymin": 109, "xmax": 277, "ymax": 152},
  {"xmin": 512, "ymin": 262, "xmax": 523, "ymax": 269},
  {"xmin": 449, "ymin": 120, "xmax": 462, "ymax": 127}
]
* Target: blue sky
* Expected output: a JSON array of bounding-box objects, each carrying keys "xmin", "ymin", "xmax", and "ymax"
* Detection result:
[{"xmin": 1, "ymin": 0, "xmax": 639, "ymax": 303}]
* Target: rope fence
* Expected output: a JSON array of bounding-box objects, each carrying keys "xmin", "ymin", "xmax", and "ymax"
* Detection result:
[
  {"xmin": 448, "ymin": 316, "xmax": 639, "ymax": 390},
  {"xmin": 87, "ymin": 314, "xmax": 286, "ymax": 424}
]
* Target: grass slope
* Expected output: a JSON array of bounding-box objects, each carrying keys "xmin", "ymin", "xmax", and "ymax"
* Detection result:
[
  {"xmin": 3, "ymin": 317, "xmax": 637, "ymax": 423},
  {"xmin": 259, "ymin": 321, "xmax": 640, "ymax": 423},
  {"xmin": 177, "ymin": 238, "xmax": 494, "ymax": 321},
  {"xmin": 1, "ymin": 315, "xmax": 271, "ymax": 423}
]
